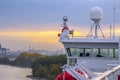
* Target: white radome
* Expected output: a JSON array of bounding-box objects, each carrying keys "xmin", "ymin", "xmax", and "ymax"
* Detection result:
[{"xmin": 90, "ymin": 7, "xmax": 103, "ymax": 21}]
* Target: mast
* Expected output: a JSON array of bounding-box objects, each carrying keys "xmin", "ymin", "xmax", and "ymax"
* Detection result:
[
  {"xmin": 110, "ymin": 25, "xmax": 112, "ymax": 38},
  {"xmin": 113, "ymin": 7, "xmax": 116, "ymax": 38},
  {"xmin": 63, "ymin": 16, "xmax": 68, "ymax": 28}
]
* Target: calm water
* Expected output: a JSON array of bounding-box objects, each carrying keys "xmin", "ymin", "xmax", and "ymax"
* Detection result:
[{"xmin": 0, "ymin": 65, "xmax": 32, "ymax": 80}]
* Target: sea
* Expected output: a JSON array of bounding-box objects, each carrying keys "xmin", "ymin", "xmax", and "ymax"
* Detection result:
[{"xmin": 0, "ymin": 65, "xmax": 33, "ymax": 80}]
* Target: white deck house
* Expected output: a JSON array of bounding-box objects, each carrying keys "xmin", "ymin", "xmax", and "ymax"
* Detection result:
[{"xmin": 60, "ymin": 36, "xmax": 120, "ymax": 71}]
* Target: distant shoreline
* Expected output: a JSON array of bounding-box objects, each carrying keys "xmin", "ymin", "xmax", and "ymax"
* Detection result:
[
  {"xmin": 26, "ymin": 75, "xmax": 47, "ymax": 80},
  {"xmin": 0, "ymin": 63, "xmax": 30, "ymax": 69}
]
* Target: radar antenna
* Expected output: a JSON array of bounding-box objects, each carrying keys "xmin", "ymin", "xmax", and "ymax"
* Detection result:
[{"xmin": 88, "ymin": 7, "xmax": 105, "ymax": 39}]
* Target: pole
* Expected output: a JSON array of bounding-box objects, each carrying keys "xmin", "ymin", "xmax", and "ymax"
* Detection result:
[
  {"xmin": 118, "ymin": 37, "xmax": 120, "ymax": 65},
  {"xmin": 110, "ymin": 25, "xmax": 112, "ymax": 38},
  {"xmin": 113, "ymin": 7, "xmax": 115, "ymax": 38},
  {"xmin": 95, "ymin": 24, "xmax": 98, "ymax": 38},
  {"xmin": 94, "ymin": 22, "xmax": 98, "ymax": 39}
]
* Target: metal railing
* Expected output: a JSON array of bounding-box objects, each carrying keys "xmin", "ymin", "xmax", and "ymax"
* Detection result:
[
  {"xmin": 68, "ymin": 35, "xmax": 120, "ymax": 39},
  {"xmin": 93, "ymin": 65, "xmax": 120, "ymax": 80}
]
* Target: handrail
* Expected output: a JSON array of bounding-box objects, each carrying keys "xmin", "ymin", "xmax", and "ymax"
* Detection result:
[
  {"xmin": 68, "ymin": 36, "xmax": 120, "ymax": 39},
  {"xmin": 92, "ymin": 65, "xmax": 120, "ymax": 80}
]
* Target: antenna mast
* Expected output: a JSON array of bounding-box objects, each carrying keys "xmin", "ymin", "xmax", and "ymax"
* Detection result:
[
  {"xmin": 113, "ymin": 7, "xmax": 116, "ymax": 38},
  {"xmin": 63, "ymin": 16, "xmax": 68, "ymax": 28},
  {"xmin": 110, "ymin": 25, "xmax": 112, "ymax": 38}
]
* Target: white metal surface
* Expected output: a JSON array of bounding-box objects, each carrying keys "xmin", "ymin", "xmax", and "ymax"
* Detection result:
[
  {"xmin": 90, "ymin": 7, "xmax": 103, "ymax": 22},
  {"xmin": 119, "ymin": 38, "xmax": 120, "ymax": 64},
  {"xmin": 92, "ymin": 65, "xmax": 120, "ymax": 80}
]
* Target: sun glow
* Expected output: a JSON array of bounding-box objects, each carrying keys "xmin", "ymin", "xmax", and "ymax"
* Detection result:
[
  {"xmin": 0, "ymin": 26, "xmax": 119, "ymax": 44},
  {"xmin": 0, "ymin": 25, "xmax": 119, "ymax": 51},
  {"xmin": 0, "ymin": 31, "xmax": 61, "ymax": 43}
]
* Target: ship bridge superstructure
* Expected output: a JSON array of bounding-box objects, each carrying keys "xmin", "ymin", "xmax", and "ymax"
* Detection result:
[{"xmin": 57, "ymin": 7, "xmax": 120, "ymax": 80}]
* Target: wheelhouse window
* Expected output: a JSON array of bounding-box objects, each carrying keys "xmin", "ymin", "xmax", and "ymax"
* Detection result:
[
  {"xmin": 69, "ymin": 58, "xmax": 77, "ymax": 66},
  {"xmin": 66, "ymin": 48, "xmax": 91, "ymax": 57},
  {"xmin": 66, "ymin": 48, "xmax": 79, "ymax": 57},
  {"xmin": 92, "ymin": 49, "xmax": 118, "ymax": 58},
  {"xmin": 66, "ymin": 48, "xmax": 118, "ymax": 58}
]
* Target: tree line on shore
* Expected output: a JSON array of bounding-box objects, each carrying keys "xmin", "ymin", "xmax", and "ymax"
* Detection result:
[{"xmin": 0, "ymin": 52, "xmax": 67, "ymax": 80}]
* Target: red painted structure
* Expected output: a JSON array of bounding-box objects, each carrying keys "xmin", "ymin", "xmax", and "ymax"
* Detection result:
[
  {"xmin": 118, "ymin": 75, "xmax": 120, "ymax": 80},
  {"xmin": 56, "ymin": 71, "xmax": 76, "ymax": 80}
]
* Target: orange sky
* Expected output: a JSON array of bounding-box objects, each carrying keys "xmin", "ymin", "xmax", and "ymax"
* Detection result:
[{"xmin": 0, "ymin": 24, "xmax": 119, "ymax": 51}]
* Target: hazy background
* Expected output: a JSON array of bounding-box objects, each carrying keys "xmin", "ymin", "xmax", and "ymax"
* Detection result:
[{"xmin": 0, "ymin": 0, "xmax": 120, "ymax": 51}]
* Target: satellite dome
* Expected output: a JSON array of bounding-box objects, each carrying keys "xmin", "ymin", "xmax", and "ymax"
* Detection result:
[{"xmin": 90, "ymin": 7, "xmax": 103, "ymax": 22}]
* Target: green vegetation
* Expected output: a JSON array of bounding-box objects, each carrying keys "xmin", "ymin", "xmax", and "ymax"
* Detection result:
[
  {"xmin": 0, "ymin": 52, "xmax": 66, "ymax": 80},
  {"xmin": 0, "ymin": 57, "xmax": 11, "ymax": 65},
  {"xmin": 32, "ymin": 54, "xmax": 66, "ymax": 79},
  {"xmin": 14, "ymin": 52, "xmax": 44, "ymax": 67}
]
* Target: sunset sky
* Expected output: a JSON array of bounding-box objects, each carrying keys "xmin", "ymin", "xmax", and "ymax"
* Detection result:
[{"xmin": 0, "ymin": 0, "xmax": 120, "ymax": 51}]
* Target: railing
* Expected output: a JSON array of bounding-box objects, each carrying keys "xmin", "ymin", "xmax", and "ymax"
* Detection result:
[
  {"xmin": 93, "ymin": 65, "xmax": 120, "ymax": 80},
  {"xmin": 68, "ymin": 35, "xmax": 120, "ymax": 39}
]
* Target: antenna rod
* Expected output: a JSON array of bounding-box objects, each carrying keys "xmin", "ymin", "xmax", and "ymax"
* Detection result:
[
  {"xmin": 113, "ymin": 7, "xmax": 116, "ymax": 38},
  {"xmin": 63, "ymin": 16, "xmax": 68, "ymax": 27},
  {"xmin": 110, "ymin": 25, "xmax": 112, "ymax": 38}
]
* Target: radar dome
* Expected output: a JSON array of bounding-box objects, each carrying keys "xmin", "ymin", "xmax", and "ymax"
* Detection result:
[{"xmin": 90, "ymin": 7, "xmax": 103, "ymax": 21}]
